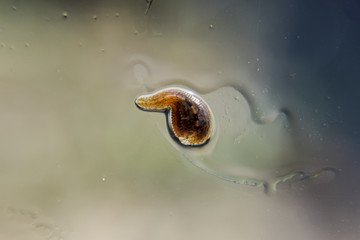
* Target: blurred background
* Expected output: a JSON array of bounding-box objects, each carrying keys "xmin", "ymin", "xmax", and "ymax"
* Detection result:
[{"xmin": 0, "ymin": 0, "xmax": 359, "ymax": 239}]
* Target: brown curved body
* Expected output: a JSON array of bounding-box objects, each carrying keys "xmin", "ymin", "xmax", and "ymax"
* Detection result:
[{"xmin": 135, "ymin": 87, "xmax": 213, "ymax": 146}]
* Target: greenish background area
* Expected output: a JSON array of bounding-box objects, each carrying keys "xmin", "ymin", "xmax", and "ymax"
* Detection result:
[{"xmin": 0, "ymin": 0, "xmax": 359, "ymax": 239}]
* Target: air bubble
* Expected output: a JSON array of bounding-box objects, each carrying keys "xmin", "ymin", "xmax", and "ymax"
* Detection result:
[{"xmin": 209, "ymin": 24, "xmax": 215, "ymax": 30}]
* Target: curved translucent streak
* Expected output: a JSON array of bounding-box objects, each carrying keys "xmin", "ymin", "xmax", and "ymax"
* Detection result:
[{"xmin": 132, "ymin": 61, "xmax": 336, "ymax": 194}]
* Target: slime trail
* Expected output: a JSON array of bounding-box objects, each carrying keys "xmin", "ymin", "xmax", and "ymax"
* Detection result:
[{"xmin": 132, "ymin": 60, "xmax": 336, "ymax": 193}]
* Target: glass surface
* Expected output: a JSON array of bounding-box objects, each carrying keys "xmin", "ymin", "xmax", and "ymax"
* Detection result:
[{"xmin": 0, "ymin": 0, "xmax": 359, "ymax": 239}]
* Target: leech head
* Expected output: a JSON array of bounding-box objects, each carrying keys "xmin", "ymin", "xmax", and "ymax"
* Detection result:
[{"xmin": 135, "ymin": 87, "xmax": 213, "ymax": 146}]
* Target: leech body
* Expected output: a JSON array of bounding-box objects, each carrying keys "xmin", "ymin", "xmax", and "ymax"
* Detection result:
[{"xmin": 135, "ymin": 87, "xmax": 213, "ymax": 146}]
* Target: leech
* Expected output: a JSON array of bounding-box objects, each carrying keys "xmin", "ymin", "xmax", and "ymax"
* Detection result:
[{"xmin": 135, "ymin": 87, "xmax": 213, "ymax": 146}]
